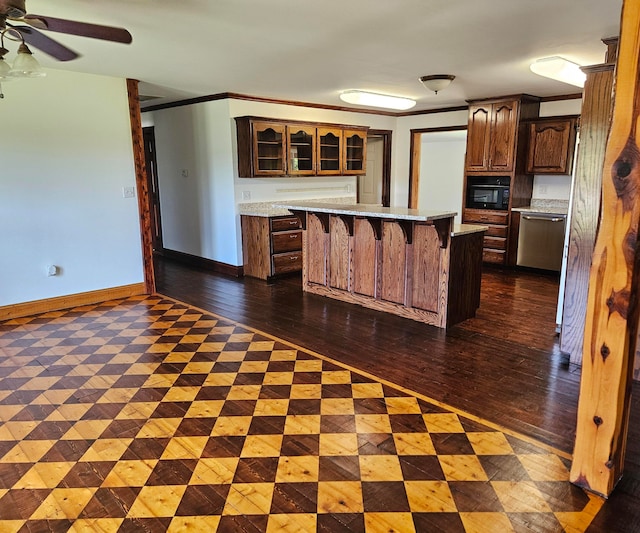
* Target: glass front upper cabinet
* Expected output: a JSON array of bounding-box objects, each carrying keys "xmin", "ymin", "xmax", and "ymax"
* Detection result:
[
  {"xmin": 343, "ymin": 129, "xmax": 367, "ymax": 175},
  {"xmin": 252, "ymin": 121, "xmax": 286, "ymax": 176},
  {"xmin": 287, "ymin": 126, "xmax": 316, "ymax": 176},
  {"xmin": 317, "ymin": 127, "xmax": 342, "ymax": 175}
]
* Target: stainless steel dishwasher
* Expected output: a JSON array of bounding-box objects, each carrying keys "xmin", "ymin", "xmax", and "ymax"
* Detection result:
[{"xmin": 516, "ymin": 213, "xmax": 566, "ymax": 271}]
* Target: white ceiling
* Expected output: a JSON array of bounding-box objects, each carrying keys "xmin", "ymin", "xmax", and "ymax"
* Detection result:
[{"xmin": 22, "ymin": 0, "xmax": 622, "ymax": 112}]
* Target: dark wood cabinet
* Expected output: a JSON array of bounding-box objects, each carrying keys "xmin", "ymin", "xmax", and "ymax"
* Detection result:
[
  {"xmin": 462, "ymin": 95, "xmax": 540, "ymax": 265},
  {"xmin": 526, "ymin": 117, "xmax": 577, "ymax": 175},
  {"xmin": 465, "ymin": 99, "xmax": 519, "ymax": 172},
  {"xmin": 241, "ymin": 215, "xmax": 302, "ymax": 280},
  {"xmin": 236, "ymin": 117, "xmax": 368, "ymax": 177}
]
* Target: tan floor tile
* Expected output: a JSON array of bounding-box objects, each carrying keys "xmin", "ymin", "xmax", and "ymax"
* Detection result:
[
  {"xmin": 2, "ymin": 421, "xmax": 39, "ymax": 440},
  {"xmin": 405, "ymin": 480, "xmax": 457, "ymax": 513},
  {"xmin": 137, "ymin": 417, "xmax": 183, "ymax": 438},
  {"xmin": 31, "ymin": 487, "xmax": 96, "ymax": 519},
  {"xmin": 102, "ymin": 459, "xmax": 157, "ymax": 487},
  {"xmin": 223, "ymin": 483, "xmax": 275, "ymax": 515},
  {"xmin": 438, "ymin": 455, "xmax": 489, "ymax": 482},
  {"xmin": 384, "ymin": 396, "xmax": 422, "ymax": 415},
  {"xmin": 351, "ymin": 383, "xmax": 384, "ymax": 398},
  {"xmin": 294, "ymin": 360, "xmax": 323, "ymax": 373},
  {"xmin": 202, "ymin": 372, "xmax": 237, "ymax": 386},
  {"xmin": 21, "ymin": 376, "xmax": 62, "ymax": 391},
  {"xmin": 459, "ymin": 511, "xmax": 515, "ymax": 533},
  {"xmin": 229, "ymin": 333, "xmax": 255, "ymax": 343},
  {"xmin": 290, "ymin": 384, "xmax": 322, "ymax": 400},
  {"xmin": 248, "ymin": 340, "xmax": 275, "ymax": 351},
  {"xmin": 492, "ymin": 480, "xmax": 553, "ymax": 512},
  {"xmin": 266, "ymin": 513, "xmax": 316, "ymax": 533},
  {"xmin": 393, "ymin": 432, "xmax": 436, "ymax": 455},
  {"xmin": 241, "ymin": 435, "xmax": 283, "ymax": 457},
  {"xmin": 125, "ymin": 362, "xmax": 160, "ymax": 375},
  {"xmin": 143, "ymin": 373, "xmax": 179, "ymax": 388},
  {"xmin": 321, "ymin": 370, "xmax": 352, "ymax": 384},
  {"xmin": 0, "ymin": 406, "xmax": 25, "ymax": 423},
  {"xmin": 321, "ymin": 398, "xmax": 355, "ymax": 415},
  {"xmin": 41, "ymin": 390, "xmax": 76, "ymax": 405},
  {"xmin": 117, "ymin": 402, "xmax": 159, "ymax": 420},
  {"xmin": 69, "ymin": 518, "xmax": 124, "ymax": 532},
  {"xmin": 319, "ymin": 433, "xmax": 360, "ymax": 456},
  {"xmin": 263, "ymin": 372, "xmax": 295, "ymax": 385},
  {"xmin": 195, "ymin": 342, "xmax": 226, "ymax": 353},
  {"xmin": 97, "ymin": 388, "xmax": 139, "ymax": 404},
  {"xmin": 80, "ymin": 438, "xmax": 132, "ymax": 462},
  {"xmin": 161, "ymin": 436, "xmax": 209, "ymax": 460},
  {"xmin": 82, "ymin": 375, "xmax": 118, "ymax": 390},
  {"xmin": 270, "ymin": 349, "xmax": 298, "ymax": 361},
  {"xmin": 182, "ymin": 362, "xmax": 215, "ymax": 374},
  {"xmin": 164, "ymin": 352, "xmax": 195, "ymax": 364},
  {"xmin": 254, "ymin": 399, "xmax": 290, "ymax": 417},
  {"xmin": 467, "ymin": 431, "xmax": 514, "ymax": 455},
  {"xmin": 127, "ymin": 485, "xmax": 187, "ymax": 518},
  {"xmin": 317, "ymin": 481, "xmax": 364, "ymax": 514},
  {"xmin": 163, "ymin": 386, "xmax": 200, "ymax": 402},
  {"xmin": 211, "ymin": 416, "xmax": 253, "ymax": 436},
  {"xmin": 4, "ymin": 441, "xmax": 55, "ymax": 463},
  {"xmin": 217, "ymin": 351, "xmax": 247, "ymax": 362},
  {"xmin": 15, "ymin": 462, "xmax": 74, "ymax": 489},
  {"xmin": 284, "ymin": 415, "xmax": 321, "ymax": 435},
  {"xmin": 555, "ymin": 493, "xmax": 605, "ymax": 533},
  {"xmin": 239, "ymin": 361, "xmax": 270, "ymax": 373},
  {"xmin": 518, "ymin": 453, "xmax": 570, "ymax": 481},
  {"xmin": 63, "ymin": 420, "xmax": 111, "ymax": 440},
  {"xmin": 359, "ymin": 455, "xmax": 403, "ymax": 481},
  {"xmin": 276, "ymin": 455, "xmax": 320, "ymax": 483},
  {"xmin": 423, "ymin": 413, "xmax": 465, "ymax": 433},
  {"xmin": 191, "ymin": 457, "xmax": 239, "ymax": 485},
  {"xmin": 227, "ymin": 385, "xmax": 262, "ymax": 400},
  {"xmin": 355, "ymin": 414, "xmax": 392, "ymax": 434},
  {"xmin": 185, "ymin": 400, "xmax": 224, "ymax": 418},
  {"xmin": 364, "ymin": 512, "xmax": 416, "ymax": 533},
  {"xmin": 168, "ymin": 516, "xmax": 221, "ymax": 532}
]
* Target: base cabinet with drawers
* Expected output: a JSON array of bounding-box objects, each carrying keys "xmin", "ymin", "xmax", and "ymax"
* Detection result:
[
  {"xmin": 462, "ymin": 208, "xmax": 509, "ymax": 263},
  {"xmin": 241, "ymin": 215, "xmax": 302, "ymax": 280}
]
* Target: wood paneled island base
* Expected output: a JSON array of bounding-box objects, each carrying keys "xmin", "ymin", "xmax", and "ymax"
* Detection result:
[{"xmin": 275, "ymin": 203, "xmax": 486, "ymax": 328}]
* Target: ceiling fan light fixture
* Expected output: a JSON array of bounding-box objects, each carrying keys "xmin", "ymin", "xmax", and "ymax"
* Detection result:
[
  {"xmin": 9, "ymin": 41, "xmax": 45, "ymax": 77},
  {"xmin": 529, "ymin": 56, "xmax": 585, "ymax": 88},
  {"xmin": 419, "ymin": 74, "xmax": 455, "ymax": 94},
  {"xmin": 339, "ymin": 90, "xmax": 416, "ymax": 110},
  {"xmin": 0, "ymin": 56, "xmax": 11, "ymax": 80}
]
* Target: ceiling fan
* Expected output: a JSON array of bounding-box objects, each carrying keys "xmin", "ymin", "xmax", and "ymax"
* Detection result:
[{"xmin": 0, "ymin": 0, "xmax": 132, "ymax": 62}]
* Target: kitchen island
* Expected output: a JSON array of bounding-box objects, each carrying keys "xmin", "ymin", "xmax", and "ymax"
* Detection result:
[{"xmin": 274, "ymin": 202, "xmax": 486, "ymax": 328}]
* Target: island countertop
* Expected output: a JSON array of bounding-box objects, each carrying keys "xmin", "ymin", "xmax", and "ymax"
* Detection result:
[{"xmin": 273, "ymin": 201, "xmax": 456, "ymax": 222}]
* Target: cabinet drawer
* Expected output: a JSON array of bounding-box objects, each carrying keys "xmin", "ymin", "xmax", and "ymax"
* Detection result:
[
  {"xmin": 272, "ymin": 251, "xmax": 302, "ymax": 275},
  {"xmin": 482, "ymin": 248, "xmax": 506, "ymax": 264},
  {"xmin": 484, "ymin": 225, "xmax": 508, "ymax": 238},
  {"xmin": 484, "ymin": 236, "xmax": 506, "ymax": 250},
  {"xmin": 463, "ymin": 209, "xmax": 509, "ymax": 225},
  {"xmin": 271, "ymin": 216, "xmax": 301, "ymax": 232},
  {"xmin": 272, "ymin": 230, "xmax": 302, "ymax": 253}
]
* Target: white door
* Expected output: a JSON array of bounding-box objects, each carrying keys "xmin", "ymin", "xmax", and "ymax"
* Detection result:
[{"xmin": 359, "ymin": 136, "xmax": 383, "ymax": 204}]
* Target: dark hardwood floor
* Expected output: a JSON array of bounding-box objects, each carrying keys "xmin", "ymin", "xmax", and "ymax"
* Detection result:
[{"xmin": 154, "ymin": 256, "xmax": 640, "ymax": 532}]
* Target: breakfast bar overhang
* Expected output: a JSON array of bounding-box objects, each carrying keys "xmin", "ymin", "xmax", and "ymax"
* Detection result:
[{"xmin": 275, "ymin": 202, "xmax": 487, "ymax": 328}]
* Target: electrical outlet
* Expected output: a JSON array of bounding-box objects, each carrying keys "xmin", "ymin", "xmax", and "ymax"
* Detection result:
[
  {"xmin": 181, "ymin": 169, "xmax": 189, "ymax": 178},
  {"xmin": 538, "ymin": 185, "xmax": 548, "ymax": 195},
  {"xmin": 122, "ymin": 186, "xmax": 135, "ymax": 198},
  {"xmin": 242, "ymin": 191, "xmax": 251, "ymax": 200}
]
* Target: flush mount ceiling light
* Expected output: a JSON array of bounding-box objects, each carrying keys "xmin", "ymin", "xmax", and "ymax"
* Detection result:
[
  {"xmin": 339, "ymin": 90, "xmax": 416, "ymax": 110},
  {"xmin": 419, "ymin": 74, "xmax": 455, "ymax": 94},
  {"xmin": 529, "ymin": 56, "xmax": 586, "ymax": 88}
]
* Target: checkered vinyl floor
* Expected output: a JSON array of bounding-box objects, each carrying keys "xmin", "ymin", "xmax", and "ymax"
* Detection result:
[{"xmin": 0, "ymin": 295, "xmax": 603, "ymax": 532}]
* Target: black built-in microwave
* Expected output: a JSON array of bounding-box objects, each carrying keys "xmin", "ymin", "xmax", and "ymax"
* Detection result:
[{"xmin": 466, "ymin": 176, "xmax": 510, "ymax": 210}]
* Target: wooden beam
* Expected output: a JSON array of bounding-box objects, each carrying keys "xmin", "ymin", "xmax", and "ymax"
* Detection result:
[
  {"xmin": 570, "ymin": 0, "xmax": 640, "ymax": 497},
  {"xmin": 126, "ymin": 79, "xmax": 156, "ymax": 294}
]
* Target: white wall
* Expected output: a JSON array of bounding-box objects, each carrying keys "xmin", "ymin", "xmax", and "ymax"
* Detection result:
[{"xmin": 0, "ymin": 70, "xmax": 143, "ymax": 307}]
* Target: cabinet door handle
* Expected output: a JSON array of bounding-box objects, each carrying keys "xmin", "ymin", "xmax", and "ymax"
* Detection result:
[
  {"xmin": 289, "ymin": 234, "xmax": 299, "ymax": 239},
  {"xmin": 288, "ymin": 221, "xmax": 298, "ymax": 225},
  {"xmin": 290, "ymin": 256, "xmax": 299, "ymax": 261}
]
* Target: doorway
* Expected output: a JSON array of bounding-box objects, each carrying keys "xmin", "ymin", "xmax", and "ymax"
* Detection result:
[
  {"xmin": 359, "ymin": 130, "xmax": 392, "ymax": 207},
  {"xmin": 142, "ymin": 126, "xmax": 164, "ymax": 252},
  {"xmin": 408, "ymin": 126, "xmax": 467, "ymax": 221}
]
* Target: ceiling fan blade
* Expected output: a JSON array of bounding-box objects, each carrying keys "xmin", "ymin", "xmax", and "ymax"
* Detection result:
[
  {"xmin": 24, "ymin": 15, "xmax": 132, "ymax": 44},
  {"xmin": 9, "ymin": 25, "xmax": 80, "ymax": 61}
]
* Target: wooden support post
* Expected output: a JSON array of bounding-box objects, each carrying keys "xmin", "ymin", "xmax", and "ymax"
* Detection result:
[
  {"xmin": 127, "ymin": 79, "xmax": 156, "ymax": 295},
  {"xmin": 570, "ymin": 0, "xmax": 640, "ymax": 497}
]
